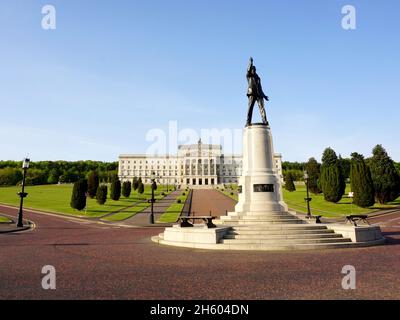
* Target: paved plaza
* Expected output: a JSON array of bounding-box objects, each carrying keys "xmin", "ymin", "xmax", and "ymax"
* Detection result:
[{"xmin": 1, "ymin": 190, "xmax": 399, "ymax": 300}]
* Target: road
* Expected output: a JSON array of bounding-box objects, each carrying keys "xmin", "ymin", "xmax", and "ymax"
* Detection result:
[{"xmin": 1, "ymin": 191, "xmax": 400, "ymax": 300}]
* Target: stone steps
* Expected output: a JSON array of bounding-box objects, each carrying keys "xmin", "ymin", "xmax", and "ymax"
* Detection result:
[
  {"xmin": 216, "ymin": 242, "xmax": 357, "ymax": 251},
  {"xmin": 229, "ymin": 224, "xmax": 327, "ymax": 231},
  {"xmin": 222, "ymin": 215, "xmax": 299, "ymax": 221},
  {"xmin": 227, "ymin": 229, "xmax": 335, "ymax": 236},
  {"xmin": 218, "ymin": 219, "xmax": 305, "ymax": 225},
  {"xmin": 221, "ymin": 237, "xmax": 350, "ymax": 245},
  {"xmin": 224, "ymin": 233, "xmax": 340, "ymax": 240}
]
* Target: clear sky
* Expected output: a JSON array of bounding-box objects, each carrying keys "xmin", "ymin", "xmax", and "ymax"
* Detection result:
[{"xmin": 1, "ymin": 0, "xmax": 399, "ymax": 162}]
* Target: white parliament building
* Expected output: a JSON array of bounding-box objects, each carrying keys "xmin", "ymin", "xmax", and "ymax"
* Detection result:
[{"xmin": 118, "ymin": 140, "xmax": 283, "ymax": 188}]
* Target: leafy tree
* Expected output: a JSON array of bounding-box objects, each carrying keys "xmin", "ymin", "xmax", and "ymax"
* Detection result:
[
  {"xmin": 70, "ymin": 179, "xmax": 88, "ymax": 211},
  {"xmin": 284, "ymin": 172, "xmax": 296, "ymax": 192},
  {"xmin": 0, "ymin": 168, "xmax": 22, "ymax": 186},
  {"xmin": 350, "ymin": 153, "xmax": 375, "ymax": 208},
  {"xmin": 132, "ymin": 177, "xmax": 139, "ymax": 190},
  {"xmin": 122, "ymin": 181, "xmax": 132, "ymax": 198},
  {"xmin": 305, "ymin": 157, "xmax": 321, "ymax": 194},
  {"xmin": 320, "ymin": 148, "xmax": 346, "ymax": 203},
  {"xmin": 395, "ymin": 162, "xmax": 400, "ymax": 175},
  {"xmin": 96, "ymin": 185, "xmax": 108, "ymax": 205},
  {"xmin": 369, "ymin": 145, "xmax": 400, "ymax": 204},
  {"xmin": 339, "ymin": 156, "xmax": 351, "ymax": 181},
  {"xmin": 87, "ymin": 171, "xmax": 100, "ymax": 198},
  {"xmin": 25, "ymin": 169, "xmax": 48, "ymax": 186},
  {"xmin": 110, "ymin": 175, "xmax": 121, "ymax": 201},
  {"xmin": 47, "ymin": 168, "xmax": 60, "ymax": 184},
  {"xmin": 137, "ymin": 181, "xmax": 144, "ymax": 195},
  {"xmin": 282, "ymin": 161, "xmax": 305, "ymax": 171}
]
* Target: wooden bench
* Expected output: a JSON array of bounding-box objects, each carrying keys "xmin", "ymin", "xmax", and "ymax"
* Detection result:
[
  {"xmin": 346, "ymin": 215, "xmax": 369, "ymax": 226},
  {"xmin": 306, "ymin": 215, "xmax": 322, "ymax": 224},
  {"xmin": 179, "ymin": 216, "xmax": 217, "ymax": 229}
]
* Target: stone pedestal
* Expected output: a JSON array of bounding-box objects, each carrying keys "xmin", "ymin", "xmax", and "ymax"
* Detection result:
[{"xmin": 235, "ymin": 124, "xmax": 288, "ymax": 214}]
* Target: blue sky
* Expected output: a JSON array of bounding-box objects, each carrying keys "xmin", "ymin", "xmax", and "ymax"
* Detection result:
[{"xmin": 0, "ymin": 0, "xmax": 399, "ymax": 162}]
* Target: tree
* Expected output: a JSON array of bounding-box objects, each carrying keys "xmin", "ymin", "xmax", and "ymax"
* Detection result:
[
  {"xmin": 70, "ymin": 179, "xmax": 88, "ymax": 211},
  {"xmin": 122, "ymin": 181, "xmax": 132, "ymax": 198},
  {"xmin": 320, "ymin": 148, "xmax": 346, "ymax": 203},
  {"xmin": 137, "ymin": 181, "xmax": 144, "ymax": 195},
  {"xmin": 350, "ymin": 153, "xmax": 375, "ymax": 208},
  {"xmin": 110, "ymin": 175, "xmax": 121, "ymax": 201},
  {"xmin": 47, "ymin": 168, "xmax": 60, "ymax": 184},
  {"xmin": 339, "ymin": 156, "xmax": 351, "ymax": 182},
  {"xmin": 0, "ymin": 168, "xmax": 22, "ymax": 186},
  {"xmin": 369, "ymin": 145, "xmax": 400, "ymax": 204},
  {"xmin": 87, "ymin": 171, "xmax": 100, "ymax": 198},
  {"xmin": 305, "ymin": 157, "xmax": 321, "ymax": 194},
  {"xmin": 132, "ymin": 177, "xmax": 139, "ymax": 191},
  {"xmin": 96, "ymin": 185, "xmax": 108, "ymax": 205},
  {"xmin": 284, "ymin": 172, "xmax": 296, "ymax": 192}
]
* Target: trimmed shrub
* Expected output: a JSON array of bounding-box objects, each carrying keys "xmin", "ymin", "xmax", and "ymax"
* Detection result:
[
  {"xmin": 137, "ymin": 182, "xmax": 144, "ymax": 195},
  {"xmin": 284, "ymin": 172, "xmax": 296, "ymax": 192},
  {"xmin": 369, "ymin": 144, "xmax": 400, "ymax": 204},
  {"xmin": 87, "ymin": 171, "xmax": 99, "ymax": 198},
  {"xmin": 122, "ymin": 181, "xmax": 132, "ymax": 198},
  {"xmin": 70, "ymin": 179, "xmax": 88, "ymax": 211},
  {"xmin": 96, "ymin": 185, "xmax": 108, "ymax": 205},
  {"xmin": 350, "ymin": 153, "xmax": 375, "ymax": 208},
  {"xmin": 110, "ymin": 176, "xmax": 121, "ymax": 201},
  {"xmin": 320, "ymin": 148, "xmax": 346, "ymax": 203}
]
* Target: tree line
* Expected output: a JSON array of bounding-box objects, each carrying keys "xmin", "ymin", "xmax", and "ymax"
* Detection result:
[
  {"xmin": 284, "ymin": 144, "xmax": 400, "ymax": 207},
  {"xmin": 0, "ymin": 160, "xmax": 118, "ymax": 186},
  {"xmin": 70, "ymin": 173, "xmax": 149, "ymax": 211}
]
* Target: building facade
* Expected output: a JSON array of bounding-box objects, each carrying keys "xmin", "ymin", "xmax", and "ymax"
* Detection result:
[{"xmin": 118, "ymin": 140, "xmax": 283, "ymax": 188}]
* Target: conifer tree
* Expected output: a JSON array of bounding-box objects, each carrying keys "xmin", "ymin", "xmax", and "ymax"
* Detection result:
[
  {"xmin": 138, "ymin": 181, "xmax": 144, "ymax": 195},
  {"xmin": 284, "ymin": 172, "xmax": 296, "ymax": 192},
  {"xmin": 87, "ymin": 171, "xmax": 99, "ymax": 198},
  {"xmin": 305, "ymin": 157, "xmax": 321, "ymax": 194},
  {"xmin": 70, "ymin": 179, "xmax": 88, "ymax": 211},
  {"xmin": 122, "ymin": 181, "xmax": 132, "ymax": 198},
  {"xmin": 110, "ymin": 175, "xmax": 121, "ymax": 201},
  {"xmin": 96, "ymin": 185, "xmax": 108, "ymax": 205},
  {"xmin": 350, "ymin": 153, "xmax": 375, "ymax": 208},
  {"xmin": 369, "ymin": 145, "xmax": 400, "ymax": 204},
  {"xmin": 132, "ymin": 177, "xmax": 139, "ymax": 191},
  {"xmin": 320, "ymin": 148, "xmax": 346, "ymax": 203}
]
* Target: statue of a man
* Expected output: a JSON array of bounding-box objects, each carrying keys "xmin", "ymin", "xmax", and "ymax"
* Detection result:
[{"xmin": 246, "ymin": 57, "xmax": 269, "ymax": 126}]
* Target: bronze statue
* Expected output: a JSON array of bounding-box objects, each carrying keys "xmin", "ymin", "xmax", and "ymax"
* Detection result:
[{"xmin": 246, "ymin": 57, "xmax": 269, "ymax": 126}]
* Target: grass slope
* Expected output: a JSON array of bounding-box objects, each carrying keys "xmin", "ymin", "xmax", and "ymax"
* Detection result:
[
  {"xmin": 0, "ymin": 184, "xmax": 169, "ymax": 218},
  {"xmin": 218, "ymin": 184, "xmax": 399, "ymax": 218},
  {"xmin": 158, "ymin": 191, "xmax": 190, "ymax": 223}
]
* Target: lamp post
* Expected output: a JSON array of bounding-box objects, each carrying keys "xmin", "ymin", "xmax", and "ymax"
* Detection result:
[
  {"xmin": 304, "ymin": 170, "xmax": 312, "ymax": 218},
  {"xmin": 17, "ymin": 158, "xmax": 30, "ymax": 227},
  {"xmin": 149, "ymin": 172, "xmax": 156, "ymax": 224}
]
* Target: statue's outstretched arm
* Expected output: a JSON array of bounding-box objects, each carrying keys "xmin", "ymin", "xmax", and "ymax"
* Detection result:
[{"xmin": 248, "ymin": 57, "xmax": 253, "ymax": 72}]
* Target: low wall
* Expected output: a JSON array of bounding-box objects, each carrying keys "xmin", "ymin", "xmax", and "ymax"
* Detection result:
[
  {"xmin": 163, "ymin": 225, "xmax": 231, "ymax": 244},
  {"xmin": 326, "ymin": 224, "xmax": 384, "ymax": 243}
]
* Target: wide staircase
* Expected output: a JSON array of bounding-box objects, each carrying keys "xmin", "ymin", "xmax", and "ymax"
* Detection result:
[{"xmin": 214, "ymin": 211, "xmax": 354, "ymax": 250}]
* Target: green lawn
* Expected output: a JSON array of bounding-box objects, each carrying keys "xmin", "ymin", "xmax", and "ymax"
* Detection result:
[
  {"xmin": 101, "ymin": 201, "xmax": 150, "ymax": 222},
  {"xmin": 217, "ymin": 183, "xmax": 400, "ymax": 218},
  {"xmin": 0, "ymin": 215, "xmax": 12, "ymax": 223},
  {"xmin": 158, "ymin": 191, "xmax": 190, "ymax": 223},
  {"xmin": 0, "ymin": 184, "xmax": 170, "ymax": 218},
  {"xmin": 283, "ymin": 185, "xmax": 400, "ymax": 217},
  {"xmin": 219, "ymin": 185, "xmax": 239, "ymax": 201}
]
